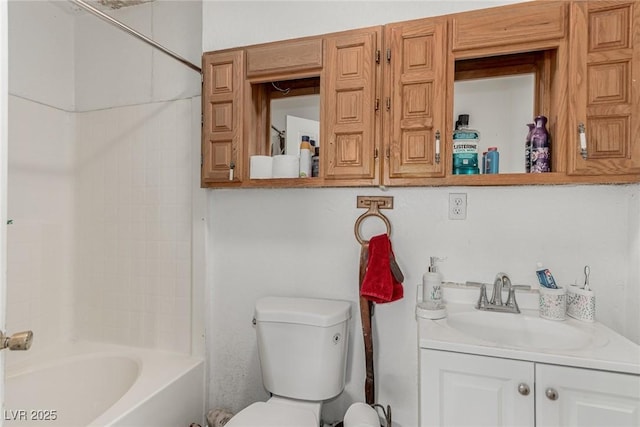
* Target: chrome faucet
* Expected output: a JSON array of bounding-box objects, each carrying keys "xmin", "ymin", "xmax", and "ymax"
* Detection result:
[
  {"xmin": 490, "ymin": 272, "xmax": 511, "ymax": 306},
  {"xmin": 475, "ymin": 273, "xmax": 523, "ymax": 314}
]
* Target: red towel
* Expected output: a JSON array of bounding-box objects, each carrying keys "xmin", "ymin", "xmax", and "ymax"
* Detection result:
[{"xmin": 360, "ymin": 234, "xmax": 403, "ymax": 303}]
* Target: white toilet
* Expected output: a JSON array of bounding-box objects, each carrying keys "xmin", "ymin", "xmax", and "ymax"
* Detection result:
[{"xmin": 225, "ymin": 296, "xmax": 353, "ymax": 427}]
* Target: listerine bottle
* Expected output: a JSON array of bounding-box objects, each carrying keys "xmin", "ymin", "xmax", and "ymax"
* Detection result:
[{"xmin": 452, "ymin": 114, "xmax": 480, "ymax": 175}]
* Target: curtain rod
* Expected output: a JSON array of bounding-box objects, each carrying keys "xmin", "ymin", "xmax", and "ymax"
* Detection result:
[{"xmin": 70, "ymin": 0, "xmax": 202, "ymax": 74}]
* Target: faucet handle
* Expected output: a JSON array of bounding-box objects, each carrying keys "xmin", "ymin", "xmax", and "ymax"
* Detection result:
[
  {"xmin": 475, "ymin": 283, "xmax": 489, "ymax": 309},
  {"xmin": 505, "ymin": 288, "xmax": 521, "ymax": 313}
]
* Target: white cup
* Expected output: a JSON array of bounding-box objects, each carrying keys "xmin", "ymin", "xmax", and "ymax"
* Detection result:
[
  {"xmin": 567, "ymin": 285, "xmax": 595, "ymax": 322},
  {"xmin": 539, "ymin": 286, "xmax": 566, "ymax": 321}
]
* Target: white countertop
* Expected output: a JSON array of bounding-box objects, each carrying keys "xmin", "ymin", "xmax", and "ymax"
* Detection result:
[{"xmin": 417, "ymin": 283, "xmax": 640, "ymax": 375}]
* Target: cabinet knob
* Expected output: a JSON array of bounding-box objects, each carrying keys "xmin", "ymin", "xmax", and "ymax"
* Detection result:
[
  {"xmin": 545, "ymin": 387, "xmax": 559, "ymax": 401},
  {"xmin": 517, "ymin": 383, "xmax": 530, "ymax": 396}
]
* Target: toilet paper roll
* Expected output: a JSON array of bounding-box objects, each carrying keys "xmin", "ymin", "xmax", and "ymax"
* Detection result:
[
  {"xmin": 250, "ymin": 155, "xmax": 273, "ymax": 179},
  {"xmin": 272, "ymin": 154, "xmax": 299, "ymax": 178},
  {"xmin": 343, "ymin": 402, "xmax": 379, "ymax": 427}
]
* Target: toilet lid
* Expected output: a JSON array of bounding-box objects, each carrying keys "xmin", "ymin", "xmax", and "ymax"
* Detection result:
[{"xmin": 225, "ymin": 402, "xmax": 318, "ymax": 427}]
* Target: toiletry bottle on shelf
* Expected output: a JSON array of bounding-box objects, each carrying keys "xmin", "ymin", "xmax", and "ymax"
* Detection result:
[
  {"xmin": 486, "ymin": 147, "xmax": 499, "ymax": 174},
  {"xmin": 310, "ymin": 139, "xmax": 319, "ymax": 177},
  {"xmin": 530, "ymin": 116, "xmax": 551, "ymax": 173},
  {"xmin": 536, "ymin": 262, "xmax": 558, "ymax": 289},
  {"xmin": 423, "ymin": 257, "xmax": 445, "ymax": 309},
  {"xmin": 525, "ymin": 123, "xmax": 534, "ymax": 173},
  {"xmin": 299, "ymin": 135, "xmax": 312, "ymax": 178},
  {"xmin": 452, "ymin": 114, "xmax": 480, "ymax": 175}
]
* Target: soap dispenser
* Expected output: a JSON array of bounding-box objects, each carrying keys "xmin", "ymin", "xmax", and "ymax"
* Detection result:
[
  {"xmin": 423, "ymin": 256, "xmax": 444, "ymax": 307},
  {"xmin": 417, "ymin": 257, "xmax": 447, "ymax": 319}
]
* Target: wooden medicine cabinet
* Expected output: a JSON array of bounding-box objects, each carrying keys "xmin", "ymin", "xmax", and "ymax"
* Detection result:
[{"xmin": 201, "ymin": 0, "xmax": 639, "ymax": 188}]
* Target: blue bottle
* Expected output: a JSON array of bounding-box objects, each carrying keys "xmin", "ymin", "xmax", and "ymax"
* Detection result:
[{"xmin": 486, "ymin": 147, "xmax": 499, "ymax": 174}]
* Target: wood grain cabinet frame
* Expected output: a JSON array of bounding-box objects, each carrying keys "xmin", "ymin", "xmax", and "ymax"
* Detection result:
[
  {"xmin": 246, "ymin": 38, "xmax": 323, "ymax": 79},
  {"xmin": 201, "ymin": 0, "xmax": 640, "ymax": 188}
]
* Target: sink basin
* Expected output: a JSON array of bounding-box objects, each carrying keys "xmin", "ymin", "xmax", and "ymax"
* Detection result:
[{"xmin": 446, "ymin": 310, "xmax": 608, "ymax": 351}]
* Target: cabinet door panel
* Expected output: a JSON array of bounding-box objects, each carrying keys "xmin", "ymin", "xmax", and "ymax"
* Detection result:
[
  {"xmin": 385, "ymin": 17, "xmax": 446, "ymax": 184},
  {"xmin": 202, "ymin": 50, "xmax": 244, "ymax": 185},
  {"xmin": 568, "ymin": 1, "xmax": 640, "ymax": 176},
  {"xmin": 536, "ymin": 364, "xmax": 640, "ymax": 427},
  {"xmin": 420, "ymin": 350, "xmax": 534, "ymax": 427},
  {"xmin": 322, "ymin": 27, "xmax": 381, "ymax": 183}
]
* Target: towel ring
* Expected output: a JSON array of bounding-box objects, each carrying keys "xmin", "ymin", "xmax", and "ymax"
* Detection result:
[{"xmin": 354, "ymin": 210, "xmax": 391, "ymax": 245}]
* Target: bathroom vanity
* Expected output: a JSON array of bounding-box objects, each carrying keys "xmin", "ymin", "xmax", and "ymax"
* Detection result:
[{"xmin": 417, "ymin": 284, "xmax": 640, "ymax": 427}]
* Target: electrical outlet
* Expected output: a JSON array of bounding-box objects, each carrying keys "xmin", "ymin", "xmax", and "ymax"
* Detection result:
[{"xmin": 448, "ymin": 193, "xmax": 467, "ymax": 220}]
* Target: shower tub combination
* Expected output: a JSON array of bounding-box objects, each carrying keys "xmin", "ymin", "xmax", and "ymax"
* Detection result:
[{"xmin": 5, "ymin": 341, "xmax": 204, "ymax": 427}]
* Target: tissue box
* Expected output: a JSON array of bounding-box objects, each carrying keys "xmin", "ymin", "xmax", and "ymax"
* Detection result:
[
  {"xmin": 567, "ymin": 285, "xmax": 595, "ymax": 322},
  {"xmin": 539, "ymin": 286, "xmax": 566, "ymax": 321}
]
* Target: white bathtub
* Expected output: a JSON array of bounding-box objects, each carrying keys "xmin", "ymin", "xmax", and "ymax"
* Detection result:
[{"xmin": 5, "ymin": 341, "xmax": 204, "ymax": 427}]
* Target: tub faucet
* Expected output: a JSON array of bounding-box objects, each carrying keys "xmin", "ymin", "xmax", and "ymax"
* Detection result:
[
  {"xmin": 475, "ymin": 273, "xmax": 523, "ymax": 314},
  {"xmin": 0, "ymin": 330, "xmax": 33, "ymax": 351}
]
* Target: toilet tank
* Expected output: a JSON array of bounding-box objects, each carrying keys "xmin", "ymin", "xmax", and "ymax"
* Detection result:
[{"xmin": 254, "ymin": 297, "xmax": 351, "ymax": 401}]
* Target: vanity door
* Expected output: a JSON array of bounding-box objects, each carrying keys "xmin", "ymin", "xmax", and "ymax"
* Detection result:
[
  {"xmin": 536, "ymin": 364, "xmax": 640, "ymax": 427},
  {"xmin": 420, "ymin": 349, "xmax": 534, "ymax": 427}
]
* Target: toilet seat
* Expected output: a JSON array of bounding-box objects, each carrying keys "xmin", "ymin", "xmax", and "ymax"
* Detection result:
[{"xmin": 225, "ymin": 401, "xmax": 318, "ymax": 427}]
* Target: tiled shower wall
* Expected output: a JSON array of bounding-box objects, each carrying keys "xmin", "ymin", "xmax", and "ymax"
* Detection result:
[
  {"xmin": 7, "ymin": 0, "xmax": 202, "ymax": 354},
  {"xmin": 72, "ymin": 0, "xmax": 202, "ymax": 352},
  {"xmin": 7, "ymin": 96, "xmax": 75, "ymax": 351},
  {"xmin": 6, "ymin": 1, "xmax": 76, "ymax": 354},
  {"xmin": 74, "ymin": 99, "xmax": 195, "ymax": 350}
]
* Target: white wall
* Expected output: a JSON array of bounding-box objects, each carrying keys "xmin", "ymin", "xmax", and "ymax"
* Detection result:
[
  {"xmin": 203, "ymin": 2, "xmax": 640, "ymax": 426},
  {"xmin": 8, "ymin": 1, "xmax": 75, "ymax": 111},
  {"xmin": 1, "ymin": 0, "xmax": 10, "ymax": 404},
  {"xmin": 75, "ymin": 0, "xmax": 201, "ymax": 111},
  {"xmin": 627, "ymin": 188, "xmax": 640, "ymax": 342},
  {"xmin": 7, "ymin": 0, "xmax": 203, "ymax": 355},
  {"xmin": 6, "ymin": 1, "xmax": 76, "ymax": 356}
]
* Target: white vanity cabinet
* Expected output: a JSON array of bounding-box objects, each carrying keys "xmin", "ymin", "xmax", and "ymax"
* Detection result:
[
  {"xmin": 420, "ymin": 349, "xmax": 640, "ymax": 427},
  {"xmin": 536, "ymin": 364, "xmax": 640, "ymax": 427},
  {"xmin": 420, "ymin": 349, "xmax": 534, "ymax": 427}
]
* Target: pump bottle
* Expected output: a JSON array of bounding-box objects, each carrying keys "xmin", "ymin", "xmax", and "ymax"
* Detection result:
[
  {"xmin": 422, "ymin": 257, "xmax": 444, "ymax": 309},
  {"xmin": 417, "ymin": 256, "xmax": 447, "ymax": 320}
]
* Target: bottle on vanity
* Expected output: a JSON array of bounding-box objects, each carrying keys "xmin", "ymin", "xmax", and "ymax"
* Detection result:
[{"xmin": 417, "ymin": 257, "xmax": 447, "ymax": 319}]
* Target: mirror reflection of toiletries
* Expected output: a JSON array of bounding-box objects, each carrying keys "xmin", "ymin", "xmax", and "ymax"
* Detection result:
[
  {"xmin": 271, "ymin": 94, "xmax": 320, "ymax": 156},
  {"xmin": 454, "ymin": 73, "xmax": 535, "ymax": 174},
  {"xmin": 267, "ymin": 75, "xmax": 534, "ymax": 175}
]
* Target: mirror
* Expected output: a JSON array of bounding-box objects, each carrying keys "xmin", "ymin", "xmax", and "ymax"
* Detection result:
[
  {"xmin": 453, "ymin": 73, "xmax": 535, "ymax": 174},
  {"xmin": 270, "ymin": 94, "xmax": 320, "ymax": 156}
]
